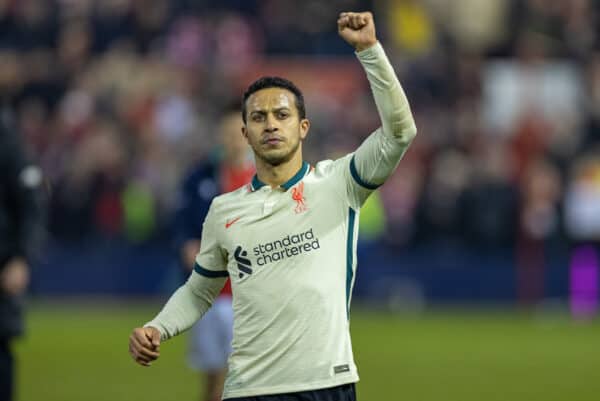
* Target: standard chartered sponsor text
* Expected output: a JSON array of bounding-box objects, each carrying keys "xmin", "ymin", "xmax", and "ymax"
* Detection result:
[{"xmin": 253, "ymin": 228, "xmax": 320, "ymax": 266}]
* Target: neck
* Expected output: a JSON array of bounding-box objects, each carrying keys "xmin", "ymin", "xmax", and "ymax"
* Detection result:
[{"xmin": 255, "ymin": 149, "xmax": 303, "ymax": 188}]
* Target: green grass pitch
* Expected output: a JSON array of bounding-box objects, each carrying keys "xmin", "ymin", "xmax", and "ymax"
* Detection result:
[{"xmin": 15, "ymin": 302, "xmax": 600, "ymax": 401}]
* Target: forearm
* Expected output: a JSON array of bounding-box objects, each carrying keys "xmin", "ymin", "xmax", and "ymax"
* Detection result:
[
  {"xmin": 352, "ymin": 43, "xmax": 417, "ymax": 186},
  {"xmin": 357, "ymin": 42, "xmax": 417, "ymax": 143},
  {"xmin": 144, "ymin": 273, "xmax": 226, "ymax": 341}
]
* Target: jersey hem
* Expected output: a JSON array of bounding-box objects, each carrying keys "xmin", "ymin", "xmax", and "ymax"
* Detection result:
[{"xmin": 222, "ymin": 374, "xmax": 359, "ymax": 399}]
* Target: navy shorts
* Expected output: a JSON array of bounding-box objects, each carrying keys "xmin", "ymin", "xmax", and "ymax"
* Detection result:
[{"xmin": 223, "ymin": 383, "xmax": 356, "ymax": 401}]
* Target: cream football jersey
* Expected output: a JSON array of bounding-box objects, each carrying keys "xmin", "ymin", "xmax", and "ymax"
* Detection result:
[{"xmin": 195, "ymin": 155, "xmax": 376, "ymax": 398}]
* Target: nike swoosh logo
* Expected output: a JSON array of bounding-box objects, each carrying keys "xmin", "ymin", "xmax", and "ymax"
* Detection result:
[{"xmin": 225, "ymin": 217, "xmax": 241, "ymax": 229}]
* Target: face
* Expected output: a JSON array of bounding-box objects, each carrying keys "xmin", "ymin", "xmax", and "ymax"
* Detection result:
[{"xmin": 242, "ymin": 88, "xmax": 309, "ymax": 166}]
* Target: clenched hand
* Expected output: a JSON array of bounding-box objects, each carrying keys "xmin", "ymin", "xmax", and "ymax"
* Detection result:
[
  {"xmin": 337, "ymin": 11, "xmax": 377, "ymax": 52},
  {"xmin": 129, "ymin": 326, "xmax": 161, "ymax": 367}
]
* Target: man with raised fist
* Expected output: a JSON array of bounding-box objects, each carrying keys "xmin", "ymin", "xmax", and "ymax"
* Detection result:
[{"xmin": 129, "ymin": 11, "xmax": 417, "ymax": 401}]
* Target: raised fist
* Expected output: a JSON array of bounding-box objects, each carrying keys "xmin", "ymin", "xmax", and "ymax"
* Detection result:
[{"xmin": 337, "ymin": 12, "xmax": 377, "ymax": 52}]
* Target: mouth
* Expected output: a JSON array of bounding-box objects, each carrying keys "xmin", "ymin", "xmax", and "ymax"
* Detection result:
[{"xmin": 262, "ymin": 136, "xmax": 284, "ymax": 146}]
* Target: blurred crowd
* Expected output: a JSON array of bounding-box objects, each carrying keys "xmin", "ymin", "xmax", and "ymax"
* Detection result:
[{"xmin": 1, "ymin": 0, "xmax": 600, "ymax": 254}]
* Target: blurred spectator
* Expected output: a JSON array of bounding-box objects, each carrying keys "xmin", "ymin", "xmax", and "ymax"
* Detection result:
[
  {"xmin": 91, "ymin": 0, "xmax": 134, "ymax": 53},
  {"xmin": 516, "ymin": 157, "xmax": 564, "ymax": 306},
  {"xmin": 417, "ymin": 148, "xmax": 471, "ymax": 246},
  {"xmin": 380, "ymin": 159, "xmax": 423, "ymax": 248},
  {"xmin": 564, "ymin": 154, "xmax": 600, "ymax": 241},
  {"xmin": 0, "ymin": 117, "xmax": 44, "ymax": 401},
  {"xmin": 583, "ymin": 52, "xmax": 600, "ymax": 149},
  {"xmin": 173, "ymin": 111, "xmax": 254, "ymax": 401},
  {"xmin": 11, "ymin": 0, "xmax": 57, "ymax": 50},
  {"xmin": 462, "ymin": 139, "xmax": 519, "ymax": 249}
]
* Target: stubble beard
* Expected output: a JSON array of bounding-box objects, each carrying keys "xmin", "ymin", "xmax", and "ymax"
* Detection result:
[{"xmin": 254, "ymin": 137, "xmax": 301, "ymax": 167}]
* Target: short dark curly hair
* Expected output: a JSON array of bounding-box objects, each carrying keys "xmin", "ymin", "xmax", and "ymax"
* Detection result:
[{"xmin": 241, "ymin": 76, "xmax": 306, "ymax": 123}]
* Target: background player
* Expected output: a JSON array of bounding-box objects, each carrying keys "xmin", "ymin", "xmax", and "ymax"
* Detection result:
[
  {"xmin": 175, "ymin": 111, "xmax": 254, "ymax": 401},
  {"xmin": 0, "ymin": 119, "xmax": 43, "ymax": 401}
]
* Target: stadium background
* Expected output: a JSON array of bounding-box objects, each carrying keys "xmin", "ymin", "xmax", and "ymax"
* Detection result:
[{"xmin": 1, "ymin": 0, "xmax": 599, "ymax": 400}]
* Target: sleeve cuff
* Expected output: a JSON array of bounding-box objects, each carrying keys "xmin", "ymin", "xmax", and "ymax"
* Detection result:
[
  {"xmin": 355, "ymin": 41, "xmax": 384, "ymax": 61},
  {"xmin": 143, "ymin": 322, "xmax": 168, "ymax": 341}
]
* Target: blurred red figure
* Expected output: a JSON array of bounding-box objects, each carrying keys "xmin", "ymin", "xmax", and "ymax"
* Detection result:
[{"xmin": 174, "ymin": 112, "xmax": 254, "ymax": 401}]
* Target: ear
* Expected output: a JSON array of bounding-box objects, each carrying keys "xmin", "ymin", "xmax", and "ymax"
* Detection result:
[
  {"xmin": 241, "ymin": 125, "xmax": 249, "ymax": 141},
  {"xmin": 299, "ymin": 118, "xmax": 310, "ymax": 140}
]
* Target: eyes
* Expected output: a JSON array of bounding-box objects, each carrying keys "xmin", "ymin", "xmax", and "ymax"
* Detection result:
[
  {"xmin": 250, "ymin": 110, "xmax": 290, "ymax": 123},
  {"xmin": 277, "ymin": 110, "xmax": 290, "ymax": 119}
]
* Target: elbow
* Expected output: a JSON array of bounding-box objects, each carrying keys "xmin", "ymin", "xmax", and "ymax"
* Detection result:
[
  {"xmin": 405, "ymin": 123, "xmax": 417, "ymax": 142},
  {"xmin": 390, "ymin": 120, "xmax": 417, "ymax": 145}
]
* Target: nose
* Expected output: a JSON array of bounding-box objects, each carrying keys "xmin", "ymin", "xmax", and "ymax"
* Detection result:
[{"xmin": 264, "ymin": 113, "xmax": 278, "ymax": 133}]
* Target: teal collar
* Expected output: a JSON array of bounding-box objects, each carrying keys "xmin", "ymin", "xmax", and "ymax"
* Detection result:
[{"xmin": 250, "ymin": 161, "xmax": 310, "ymax": 191}]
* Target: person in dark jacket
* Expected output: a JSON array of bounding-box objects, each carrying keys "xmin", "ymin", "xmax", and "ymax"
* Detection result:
[
  {"xmin": 174, "ymin": 111, "xmax": 254, "ymax": 401},
  {"xmin": 0, "ymin": 119, "xmax": 43, "ymax": 401}
]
